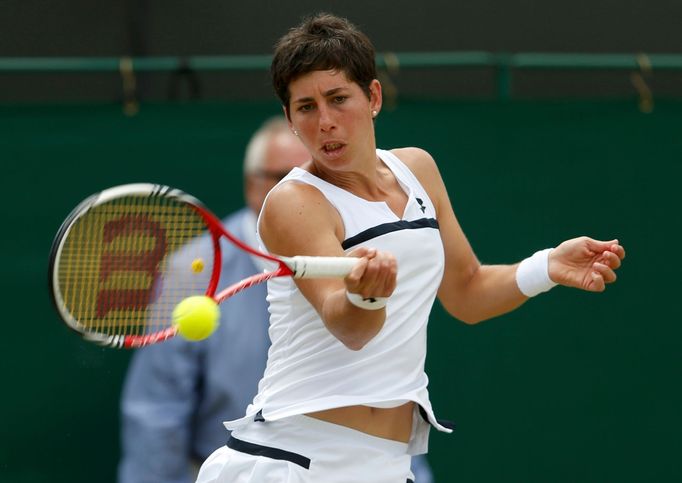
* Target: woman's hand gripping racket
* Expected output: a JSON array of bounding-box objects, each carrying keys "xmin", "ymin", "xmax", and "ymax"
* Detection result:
[{"xmin": 49, "ymin": 183, "xmax": 358, "ymax": 348}]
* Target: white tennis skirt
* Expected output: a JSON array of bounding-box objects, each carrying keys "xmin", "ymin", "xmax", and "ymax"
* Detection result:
[{"xmin": 196, "ymin": 414, "xmax": 414, "ymax": 483}]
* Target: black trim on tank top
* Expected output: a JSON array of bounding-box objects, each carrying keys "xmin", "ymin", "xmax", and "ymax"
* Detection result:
[
  {"xmin": 341, "ymin": 218, "xmax": 439, "ymax": 250},
  {"xmin": 419, "ymin": 404, "xmax": 456, "ymax": 430}
]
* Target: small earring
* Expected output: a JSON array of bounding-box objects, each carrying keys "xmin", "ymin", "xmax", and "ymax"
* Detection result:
[
  {"xmin": 371, "ymin": 110, "xmax": 378, "ymax": 118},
  {"xmin": 293, "ymin": 130, "xmax": 299, "ymax": 136}
]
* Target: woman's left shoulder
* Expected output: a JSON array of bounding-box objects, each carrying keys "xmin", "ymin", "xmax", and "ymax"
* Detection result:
[{"xmin": 389, "ymin": 147, "xmax": 440, "ymax": 181}]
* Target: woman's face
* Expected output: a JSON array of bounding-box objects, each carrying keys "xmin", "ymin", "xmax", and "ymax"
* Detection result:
[{"xmin": 286, "ymin": 69, "xmax": 381, "ymax": 170}]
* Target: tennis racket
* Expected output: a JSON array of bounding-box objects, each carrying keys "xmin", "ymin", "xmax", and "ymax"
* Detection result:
[{"xmin": 49, "ymin": 183, "xmax": 357, "ymax": 348}]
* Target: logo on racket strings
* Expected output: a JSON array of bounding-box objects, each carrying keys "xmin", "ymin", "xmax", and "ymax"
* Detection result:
[{"xmin": 96, "ymin": 215, "xmax": 168, "ymax": 317}]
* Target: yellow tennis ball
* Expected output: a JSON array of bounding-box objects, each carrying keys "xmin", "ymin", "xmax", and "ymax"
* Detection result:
[
  {"xmin": 172, "ymin": 296, "xmax": 220, "ymax": 341},
  {"xmin": 191, "ymin": 258, "xmax": 204, "ymax": 273}
]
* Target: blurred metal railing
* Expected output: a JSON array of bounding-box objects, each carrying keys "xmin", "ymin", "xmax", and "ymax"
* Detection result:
[{"xmin": 1, "ymin": 52, "xmax": 680, "ymax": 101}]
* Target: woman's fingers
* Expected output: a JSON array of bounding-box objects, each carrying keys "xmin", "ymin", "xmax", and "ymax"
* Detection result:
[{"xmin": 345, "ymin": 250, "xmax": 397, "ymax": 298}]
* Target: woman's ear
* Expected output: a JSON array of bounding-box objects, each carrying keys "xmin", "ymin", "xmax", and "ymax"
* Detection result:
[{"xmin": 369, "ymin": 79, "xmax": 383, "ymax": 117}]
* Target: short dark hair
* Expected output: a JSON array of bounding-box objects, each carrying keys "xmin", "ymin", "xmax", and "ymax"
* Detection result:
[{"xmin": 271, "ymin": 13, "xmax": 377, "ymax": 110}]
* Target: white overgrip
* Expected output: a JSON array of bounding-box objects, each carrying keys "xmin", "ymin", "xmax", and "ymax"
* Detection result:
[{"xmin": 284, "ymin": 256, "xmax": 359, "ymax": 278}]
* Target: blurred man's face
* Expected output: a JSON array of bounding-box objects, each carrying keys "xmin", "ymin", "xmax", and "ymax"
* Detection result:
[{"xmin": 245, "ymin": 130, "xmax": 310, "ymax": 214}]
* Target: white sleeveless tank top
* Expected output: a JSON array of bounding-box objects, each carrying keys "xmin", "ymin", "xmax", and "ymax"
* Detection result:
[{"xmin": 225, "ymin": 149, "xmax": 452, "ymax": 454}]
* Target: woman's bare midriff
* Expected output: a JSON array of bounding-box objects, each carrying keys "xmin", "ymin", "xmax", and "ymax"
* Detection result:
[{"xmin": 307, "ymin": 401, "xmax": 414, "ymax": 442}]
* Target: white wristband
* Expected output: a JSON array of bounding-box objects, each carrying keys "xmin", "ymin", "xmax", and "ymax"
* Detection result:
[
  {"xmin": 346, "ymin": 291, "xmax": 388, "ymax": 310},
  {"xmin": 515, "ymin": 248, "xmax": 558, "ymax": 297}
]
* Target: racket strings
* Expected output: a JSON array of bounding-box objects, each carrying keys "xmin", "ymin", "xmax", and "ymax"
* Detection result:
[{"xmin": 57, "ymin": 195, "xmax": 212, "ymax": 336}]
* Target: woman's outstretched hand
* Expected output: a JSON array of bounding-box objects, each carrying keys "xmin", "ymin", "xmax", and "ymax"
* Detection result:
[{"xmin": 549, "ymin": 237, "xmax": 626, "ymax": 292}]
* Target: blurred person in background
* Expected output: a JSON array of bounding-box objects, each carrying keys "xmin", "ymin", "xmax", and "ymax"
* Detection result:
[{"xmin": 117, "ymin": 117, "xmax": 307, "ymax": 483}]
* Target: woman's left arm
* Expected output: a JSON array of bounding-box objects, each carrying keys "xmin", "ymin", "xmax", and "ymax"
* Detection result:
[{"xmin": 395, "ymin": 147, "xmax": 625, "ymax": 325}]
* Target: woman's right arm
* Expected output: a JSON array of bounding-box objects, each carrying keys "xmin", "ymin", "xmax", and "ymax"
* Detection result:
[{"xmin": 259, "ymin": 181, "xmax": 397, "ymax": 350}]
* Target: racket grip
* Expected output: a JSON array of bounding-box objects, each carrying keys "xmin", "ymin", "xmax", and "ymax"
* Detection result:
[{"xmin": 285, "ymin": 256, "xmax": 359, "ymax": 278}]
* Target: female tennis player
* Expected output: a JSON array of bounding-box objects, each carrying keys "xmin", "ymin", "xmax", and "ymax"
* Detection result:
[{"xmin": 196, "ymin": 13, "xmax": 625, "ymax": 483}]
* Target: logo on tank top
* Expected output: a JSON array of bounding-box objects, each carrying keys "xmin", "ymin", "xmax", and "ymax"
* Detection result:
[{"xmin": 416, "ymin": 197, "xmax": 426, "ymax": 213}]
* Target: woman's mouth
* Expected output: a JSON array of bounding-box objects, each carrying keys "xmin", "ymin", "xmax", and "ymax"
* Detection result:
[{"xmin": 322, "ymin": 142, "xmax": 344, "ymax": 153}]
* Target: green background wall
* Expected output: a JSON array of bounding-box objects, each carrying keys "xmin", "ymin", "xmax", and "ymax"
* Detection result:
[{"xmin": 1, "ymin": 99, "xmax": 680, "ymax": 482}]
